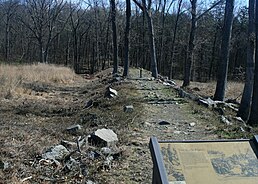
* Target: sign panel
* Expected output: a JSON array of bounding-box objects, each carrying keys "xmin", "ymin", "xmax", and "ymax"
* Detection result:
[{"xmin": 150, "ymin": 136, "xmax": 258, "ymax": 184}]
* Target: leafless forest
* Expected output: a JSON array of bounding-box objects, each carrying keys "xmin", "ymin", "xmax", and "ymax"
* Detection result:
[{"xmin": 0, "ymin": 0, "xmax": 247, "ymax": 78}]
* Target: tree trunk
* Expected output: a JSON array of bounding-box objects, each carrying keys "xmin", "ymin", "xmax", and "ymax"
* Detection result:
[
  {"xmin": 182, "ymin": 0, "xmax": 197, "ymax": 87},
  {"xmin": 110, "ymin": 0, "xmax": 118, "ymax": 74},
  {"xmin": 39, "ymin": 40, "xmax": 44, "ymax": 63},
  {"xmin": 141, "ymin": 0, "xmax": 158, "ymax": 78},
  {"xmin": 248, "ymin": 0, "xmax": 258, "ymax": 126},
  {"xmin": 5, "ymin": 15, "xmax": 10, "ymax": 61},
  {"xmin": 169, "ymin": 0, "xmax": 183, "ymax": 79},
  {"xmin": 146, "ymin": 11, "xmax": 158, "ymax": 78},
  {"xmin": 158, "ymin": 0, "xmax": 166, "ymax": 75},
  {"xmin": 238, "ymin": 0, "xmax": 255, "ymax": 121},
  {"xmin": 209, "ymin": 28, "xmax": 219, "ymax": 81},
  {"xmin": 213, "ymin": 0, "xmax": 234, "ymax": 101},
  {"xmin": 123, "ymin": 0, "xmax": 131, "ymax": 77},
  {"xmin": 102, "ymin": 22, "xmax": 110, "ymax": 70}
]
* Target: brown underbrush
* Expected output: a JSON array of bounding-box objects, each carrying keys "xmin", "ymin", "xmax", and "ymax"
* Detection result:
[
  {"xmin": 175, "ymin": 80, "xmax": 244, "ymax": 102},
  {"xmin": 0, "ymin": 63, "xmax": 84, "ymax": 98}
]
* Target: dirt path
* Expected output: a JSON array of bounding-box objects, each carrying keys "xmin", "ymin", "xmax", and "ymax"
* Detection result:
[
  {"xmin": 108, "ymin": 69, "xmax": 220, "ymax": 183},
  {"xmin": 0, "ymin": 68, "xmax": 228, "ymax": 183}
]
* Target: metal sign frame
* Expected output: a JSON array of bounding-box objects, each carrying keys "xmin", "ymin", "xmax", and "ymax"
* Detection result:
[{"xmin": 149, "ymin": 135, "xmax": 258, "ymax": 184}]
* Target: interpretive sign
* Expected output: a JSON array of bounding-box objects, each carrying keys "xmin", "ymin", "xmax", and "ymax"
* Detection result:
[{"xmin": 149, "ymin": 136, "xmax": 258, "ymax": 184}]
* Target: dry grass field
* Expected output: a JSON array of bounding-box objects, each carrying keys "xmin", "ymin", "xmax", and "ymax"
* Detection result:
[{"xmin": 0, "ymin": 63, "xmax": 84, "ymax": 98}]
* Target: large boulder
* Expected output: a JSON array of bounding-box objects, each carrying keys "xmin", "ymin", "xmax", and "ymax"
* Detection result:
[
  {"xmin": 42, "ymin": 145, "xmax": 69, "ymax": 160},
  {"xmin": 89, "ymin": 128, "xmax": 118, "ymax": 147}
]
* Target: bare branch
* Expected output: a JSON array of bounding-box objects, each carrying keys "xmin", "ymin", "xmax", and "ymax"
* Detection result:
[
  {"xmin": 196, "ymin": 0, "xmax": 225, "ymax": 21},
  {"xmin": 132, "ymin": 0, "xmax": 143, "ymax": 11}
]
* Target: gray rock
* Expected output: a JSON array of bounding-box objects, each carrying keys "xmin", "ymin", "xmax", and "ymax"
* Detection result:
[
  {"xmin": 86, "ymin": 180, "xmax": 96, "ymax": 184},
  {"xmin": 199, "ymin": 98, "xmax": 216, "ymax": 108},
  {"xmin": 221, "ymin": 115, "xmax": 232, "ymax": 125},
  {"xmin": 103, "ymin": 156, "xmax": 113, "ymax": 169},
  {"xmin": 124, "ymin": 105, "xmax": 134, "ymax": 113},
  {"xmin": 66, "ymin": 124, "xmax": 82, "ymax": 134},
  {"xmin": 240, "ymin": 127, "xmax": 245, "ymax": 132},
  {"xmin": 143, "ymin": 122, "xmax": 153, "ymax": 127},
  {"xmin": 0, "ymin": 160, "xmax": 9, "ymax": 170},
  {"xmin": 84, "ymin": 99, "xmax": 93, "ymax": 109},
  {"xmin": 189, "ymin": 122, "xmax": 196, "ymax": 127},
  {"xmin": 65, "ymin": 157, "xmax": 79, "ymax": 171},
  {"xmin": 42, "ymin": 145, "xmax": 69, "ymax": 160},
  {"xmin": 61, "ymin": 140, "xmax": 77, "ymax": 150},
  {"xmin": 101, "ymin": 147, "xmax": 112, "ymax": 155},
  {"xmin": 88, "ymin": 151, "xmax": 101, "ymax": 160},
  {"xmin": 113, "ymin": 77, "xmax": 121, "ymax": 82},
  {"xmin": 105, "ymin": 87, "xmax": 118, "ymax": 98},
  {"xmin": 234, "ymin": 116, "xmax": 245, "ymax": 123},
  {"xmin": 174, "ymin": 130, "xmax": 181, "ymax": 134},
  {"xmin": 90, "ymin": 128, "xmax": 118, "ymax": 147},
  {"xmin": 61, "ymin": 138, "xmax": 86, "ymax": 151}
]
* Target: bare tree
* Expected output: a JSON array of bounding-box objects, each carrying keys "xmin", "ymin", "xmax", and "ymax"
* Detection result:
[
  {"xmin": 182, "ymin": 0, "xmax": 197, "ymax": 87},
  {"xmin": 69, "ymin": 2, "xmax": 91, "ymax": 73},
  {"xmin": 248, "ymin": 0, "xmax": 258, "ymax": 126},
  {"xmin": 169, "ymin": 0, "xmax": 183, "ymax": 79},
  {"xmin": 123, "ymin": 0, "xmax": 131, "ymax": 77},
  {"xmin": 133, "ymin": 0, "xmax": 158, "ymax": 78},
  {"xmin": 237, "ymin": 0, "xmax": 255, "ymax": 121},
  {"xmin": 21, "ymin": 0, "xmax": 67, "ymax": 63},
  {"xmin": 1, "ymin": 0, "xmax": 19, "ymax": 61},
  {"xmin": 110, "ymin": 0, "xmax": 118, "ymax": 74},
  {"xmin": 213, "ymin": 0, "xmax": 234, "ymax": 101},
  {"xmin": 183, "ymin": 0, "xmax": 225, "ymax": 87}
]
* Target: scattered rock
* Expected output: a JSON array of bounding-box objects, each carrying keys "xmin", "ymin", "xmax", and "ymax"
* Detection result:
[
  {"xmin": 88, "ymin": 151, "xmax": 101, "ymax": 160},
  {"xmin": 163, "ymin": 82, "xmax": 172, "ymax": 86},
  {"xmin": 166, "ymin": 80, "xmax": 177, "ymax": 86},
  {"xmin": 66, "ymin": 124, "xmax": 82, "ymax": 134},
  {"xmin": 61, "ymin": 140, "xmax": 77, "ymax": 150},
  {"xmin": 159, "ymin": 121, "xmax": 170, "ymax": 125},
  {"xmin": 89, "ymin": 128, "xmax": 118, "ymax": 147},
  {"xmin": 124, "ymin": 105, "xmax": 134, "ymax": 113},
  {"xmin": 174, "ymin": 130, "xmax": 181, "ymax": 134},
  {"xmin": 103, "ymin": 156, "xmax": 113, "ymax": 169},
  {"xmin": 240, "ymin": 127, "xmax": 245, "ymax": 132},
  {"xmin": 189, "ymin": 122, "xmax": 196, "ymax": 127},
  {"xmin": 61, "ymin": 137, "xmax": 86, "ymax": 151},
  {"xmin": 178, "ymin": 88, "xmax": 198, "ymax": 100},
  {"xmin": 77, "ymin": 137, "xmax": 87, "ymax": 150},
  {"xmin": 199, "ymin": 98, "xmax": 216, "ymax": 108},
  {"xmin": 64, "ymin": 157, "xmax": 79, "ymax": 171},
  {"xmin": 220, "ymin": 116, "xmax": 232, "ymax": 126},
  {"xmin": 101, "ymin": 147, "xmax": 112, "ymax": 155},
  {"xmin": 143, "ymin": 122, "xmax": 153, "ymax": 127},
  {"xmin": 42, "ymin": 145, "xmax": 69, "ymax": 160},
  {"xmin": 234, "ymin": 116, "xmax": 245, "ymax": 124},
  {"xmin": 113, "ymin": 76, "xmax": 122, "ymax": 82},
  {"xmin": 86, "ymin": 180, "xmax": 96, "ymax": 184},
  {"xmin": 0, "ymin": 160, "xmax": 9, "ymax": 170},
  {"xmin": 105, "ymin": 87, "xmax": 118, "ymax": 98},
  {"xmin": 84, "ymin": 99, "xmax": 93, "ymax": 109}
]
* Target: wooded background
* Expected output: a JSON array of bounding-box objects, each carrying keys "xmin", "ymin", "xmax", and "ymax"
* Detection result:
[{"xmin": 0, "ymin": 0, "xmax": 248, "ymax": 81}]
